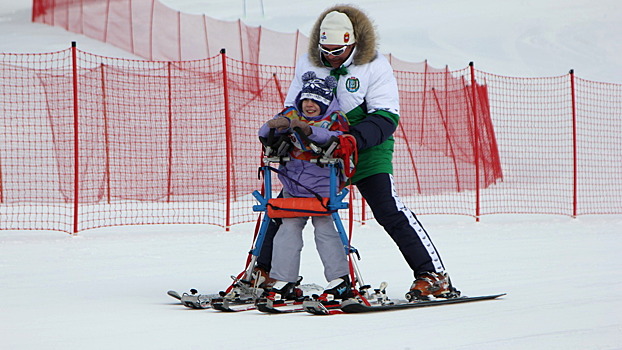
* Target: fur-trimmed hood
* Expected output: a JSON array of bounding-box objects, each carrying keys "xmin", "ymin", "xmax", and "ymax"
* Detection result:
[{"xmin": 308, "ymin": 5, "xmax": 378, "ymax": 67}]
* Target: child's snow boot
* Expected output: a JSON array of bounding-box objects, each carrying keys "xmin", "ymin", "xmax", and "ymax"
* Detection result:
[{"xmin": 319, "ymin": 275, "xmax": 353, "ymax": 302}]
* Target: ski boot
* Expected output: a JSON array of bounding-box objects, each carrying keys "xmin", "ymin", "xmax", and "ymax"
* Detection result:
[{"xmin": 406, "ymin": 271, "xmax": 461, "ymax": 301}]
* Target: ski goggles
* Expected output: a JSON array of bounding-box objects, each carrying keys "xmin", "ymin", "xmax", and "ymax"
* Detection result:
[{"xmin": 318, "ymin": 44, "xmax": 350, "ymax": 57}]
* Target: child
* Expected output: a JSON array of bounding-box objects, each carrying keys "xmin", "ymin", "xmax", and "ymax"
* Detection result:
[{"xmin": 257, "ymin": 71, "xmax": 352, "ymax": 301}]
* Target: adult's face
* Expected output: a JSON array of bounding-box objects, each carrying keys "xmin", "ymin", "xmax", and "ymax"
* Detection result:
[{"xmin": 319, "ymin": 44, "xmax": 355, "ymax": 69}]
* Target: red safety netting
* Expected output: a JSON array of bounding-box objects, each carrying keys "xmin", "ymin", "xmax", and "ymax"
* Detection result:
[
  {"xmin": 0, "ymin": 48, "xmax": 511, "ymax": 233},
  {"xmin": 32, "ymin": 0, "xmax": 309, "ymax": 65},
  {"xmin": 0, "ymin": 0, "xmax": 618, "ymax": 233}
]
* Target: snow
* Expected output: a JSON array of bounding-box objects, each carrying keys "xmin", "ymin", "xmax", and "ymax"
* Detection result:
[{"xmin": 1, "ymin": 1, "xmax": 622, "ymax": 349}]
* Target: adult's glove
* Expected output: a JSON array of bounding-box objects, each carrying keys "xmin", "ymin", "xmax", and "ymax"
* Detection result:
[{"xmin": 333, "ymin": 134, "xmax": 358, "ymax": 178}]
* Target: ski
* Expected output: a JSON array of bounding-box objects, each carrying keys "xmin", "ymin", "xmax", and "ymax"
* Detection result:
[
  {"xmin": 255, "ymin": 299, "xmax": 308, "ymax": 314},
  {"xmin": 210, "ymin": 297, "xmax": 258, "ymax": 312},
  {"xmin": 339, "ymin": 293, "xmax": 506, "ymax": 313},
  {"xmin": 302, "ymin": 300, "xmax": 344, "ymax": 315},
  {"xmin": 167, "ymin": 290, "xmax": 182, "ymax": 300},
  {"xmin": 167, "ymin": 289, "xmax": 221, "ymax": 309}
]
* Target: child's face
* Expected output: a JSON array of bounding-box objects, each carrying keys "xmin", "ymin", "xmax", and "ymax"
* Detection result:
[{"xmin": 301, "ymin": 99, "xmax": 321, "ymax": 117}]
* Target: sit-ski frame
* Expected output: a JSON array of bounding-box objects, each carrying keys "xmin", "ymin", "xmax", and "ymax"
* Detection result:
[{"xmin": 243, "ymin": 134, "xmax": 371, "ymax": 300}]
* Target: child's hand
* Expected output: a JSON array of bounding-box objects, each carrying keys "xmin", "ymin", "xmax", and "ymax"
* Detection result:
[
  {"xmin": 290, "ymin": 119, "xmax": 311, "ymax": 135},
  {"xmin": 266, "ymin": 117, "xmax": 290, "ymax": 131}
]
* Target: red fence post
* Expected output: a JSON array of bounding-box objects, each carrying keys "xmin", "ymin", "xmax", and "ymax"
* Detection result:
[
  {"xmin": 419, "ymin": 60, "xmax": 428, "ymax": 144},
  {"xmin": 294, "ymin": 30, "xmax": 300, "ymax": 66},
  {"xmin": 176, "ymin": 11, "xmax": 181, "ymax": 61},
  {"xmin": 71, "ymin": 41, "xmax": 80, "ymax": 234},
  {"xmin": 100, "ymin": 63, "xmax": 112, "ymax": 204},
  {"xmin": 469, "ymin": 62, "xmax": 481, "ymax": 221},
  {"xmin": 272, "ymin": 73, "xmax": 285, "ymax": 105},
  {"xmin": 570, "ymin": 69, "xmax": 578, "ymax": 217},
  {"xmin": 128, "ymin": 0, "xmax": 135, "ymax": 54},
  {"xmin": 221, "ymin": 49, "xmax": 232, "ymax": 231},
  {"xmin": 149, "ymin": 0, "xmax": 155, "ymax": 60},
  {"xmin": 166, "ymin": 62, "xmax": 173, "ymax": 202},
  {"xmin": 104, "ymin": 0, "xmax": 111, "ymax": 44}
]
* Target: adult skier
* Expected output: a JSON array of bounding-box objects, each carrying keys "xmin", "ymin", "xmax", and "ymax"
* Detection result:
[{"xmin": 254, "ymin": 5, "xmax": 460, "ymax": 301}]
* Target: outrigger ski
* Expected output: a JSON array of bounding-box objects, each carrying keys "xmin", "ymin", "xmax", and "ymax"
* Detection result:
[{"xmin": 339, "ymin": 293, "xmax": 507, "ymax": 313}]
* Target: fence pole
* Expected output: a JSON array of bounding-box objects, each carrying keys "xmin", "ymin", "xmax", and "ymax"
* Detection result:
[
  {"xmin": 128, "ymin": 0, "xmax": 135, "ymax": 54},
  {"xmin": 419, "ymin": 60, "xmax": 428, "ymax": 144},
  {"xmin": 570, "ymin": 69, "xmax": 578, "ymax": 217},
  {"xmin": 100, "ymin": 63, "xmax": 112, "ymax": 204},
  {"xmin": 176, "ymin": 11, "xmax": 181, "ymax": 60},
  {"xmin": 469, "ymin": 62, "xmax": 481, "ymax": 221},
  {"xmin": 272, "ymin": 73, "xmax": 285, "ymax": 105},
  {"xmin": 149, "ymin": 0, "xmax": 155, "ymax": 60},
  {"xmin": 71, "ymin": 41, "xmax": 80, "ymax": 234},
  {"xmin": 221, "ymin": 49, "xmax": 233, "ymax": 231},
  {"xmin": 294, "ymin": 30, "xmax": 300, "ymax": 66},
  {"xmin": 167, "ymin": 62, "xmax": 173, "ymax": 202}
]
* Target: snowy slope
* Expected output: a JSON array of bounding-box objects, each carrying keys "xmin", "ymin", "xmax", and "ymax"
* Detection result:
[
  {"xmin": 2, "ymin": 216, "xmax": 621, "ymax": 349},
  {"xmin": 1, "ymin": 1, "xmax": 622, "ymax": 349}
]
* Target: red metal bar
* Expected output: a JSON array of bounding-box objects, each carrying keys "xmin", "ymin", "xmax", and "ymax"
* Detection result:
[
  {"xmin": 221, "ymin": 49, "xmax": 233, "ymax": 231},
  {"xmin": 360, "ymin": 197, "xmax": 366, "ymax": 225},
  {"xmin": 469, "ymin": 62, "xmax": 481, "ymax": 221},
  {"xmin": 348, "ymin": 185, "xmax": 354, "ymax": 234},
  {"xmin": 570, "ymin": 69, "xmax": 578, "ymax": 217},
  {"xmin": 71, "ymin": 42, "xmax": 80, "ymax": 234}
]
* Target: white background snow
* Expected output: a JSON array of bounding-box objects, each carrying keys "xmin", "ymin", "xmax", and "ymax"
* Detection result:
[{"xmin": 1, "ymin": 0, "xmax": 621, "ymax": 349}]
